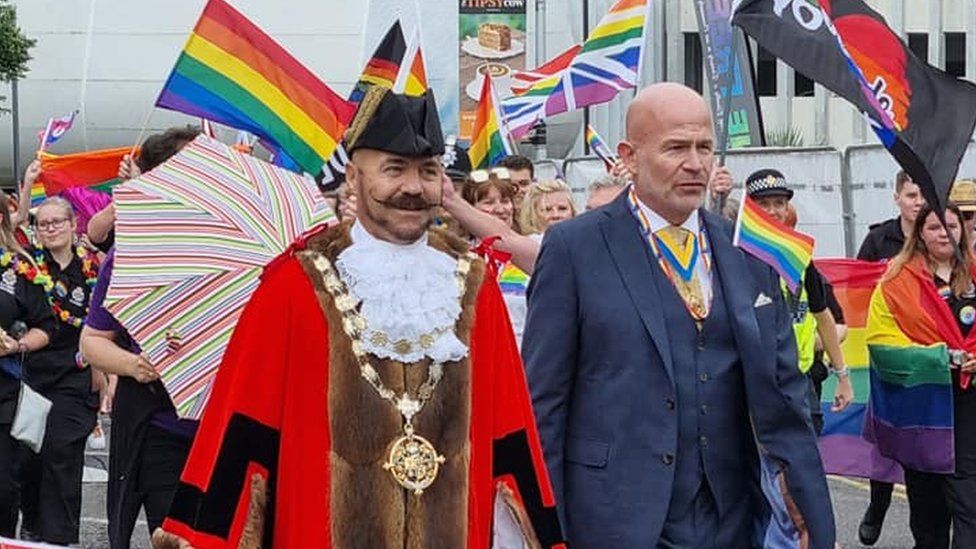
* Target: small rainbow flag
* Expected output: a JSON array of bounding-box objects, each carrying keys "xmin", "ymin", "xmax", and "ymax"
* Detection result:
[
  {"xmin": 498, "ymin": 262, "xmax": 530, "ymax": 296},
  {"xmin": 29, "ymin": 180, "xmax": 46, "ymax": 208},
  {"xmin": 585, "ymin": 124, "xmax": 616, "ymax": 170},
  {"xmin": 469, "ymin": 75, "xmax": 514, "ymax": 170},
  {"xmin": 394, "ymin": 27, "xmax": 428, "ymax": 97},
  {"xmin": 733, "ymin": 195, "xmax": 815, "ymax": 293},
  {"xmin": 155, "ymin": 0, "xmax": 355, "ymax": 177}
]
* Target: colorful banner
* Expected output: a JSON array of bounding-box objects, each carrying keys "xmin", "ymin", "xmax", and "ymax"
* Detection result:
[
  {"xmin": 459, "ymin": 0, "xmax": 527, "ymax": 139},
  {"xmin": 693, "ymin": 0, "xmax": 764, "ymax": 149},
  {"xmin": 815, "ymin": 258, "xmax": 903, "ymax": 483}
]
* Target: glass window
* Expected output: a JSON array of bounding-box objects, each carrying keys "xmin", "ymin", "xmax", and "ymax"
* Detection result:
[
  {"xmin": 945, "ymin": 32, "xmax": 966, "ymax": 78},
  {"xmin": 908, "ymin": 33, "xmax": 929, "ymax": 63},
  {"xmin": 757, "ymin": 44, "xmax": 777, "ymax": 97},
  {"xmin": 684, "ymin": 32, "xmax": 703, "ymax": 94}
]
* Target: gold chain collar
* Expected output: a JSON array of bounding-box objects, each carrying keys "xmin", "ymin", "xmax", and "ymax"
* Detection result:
[{"xmin": 305, "ymin": 249, "xmax": 474, "ymax": 495}]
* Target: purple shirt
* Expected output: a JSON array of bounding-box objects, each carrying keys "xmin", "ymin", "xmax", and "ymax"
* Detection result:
[{"xmin": 87, "ymin": 251, "xmax": 198, "ymax": 439}]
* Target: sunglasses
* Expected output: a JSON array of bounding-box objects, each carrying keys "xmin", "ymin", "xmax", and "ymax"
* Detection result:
[{"xmin": 469, "ymin": 167, "xmax": 511, "ymax": 183}]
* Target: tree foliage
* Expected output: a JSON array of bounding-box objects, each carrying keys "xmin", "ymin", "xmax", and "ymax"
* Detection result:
[{"xmin": 0, "ymin": 1, "xmax": 34, "ymax": 82}]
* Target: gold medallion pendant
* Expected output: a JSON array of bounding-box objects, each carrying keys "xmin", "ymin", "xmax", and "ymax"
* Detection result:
[{"xmin": 384, "ymin": 426, "xmax": 446, "ymax": 496}]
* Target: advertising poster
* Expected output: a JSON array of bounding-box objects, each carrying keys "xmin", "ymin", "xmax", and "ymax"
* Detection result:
[{"xmin": 458, "ymin": 0, "xmax": 527, "ymax": 139}]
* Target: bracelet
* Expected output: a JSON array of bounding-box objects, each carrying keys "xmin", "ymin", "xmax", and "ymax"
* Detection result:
[{"xmin": 831, "ymin": 366, "xmax": 850, "ymax": 378}]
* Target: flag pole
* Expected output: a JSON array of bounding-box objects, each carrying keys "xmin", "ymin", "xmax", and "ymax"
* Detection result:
[
  {"xmin": 713, "ymin": 28, "xmax": 740, "ymax": 213},
  {"xmin": 37, "ymin": 118, "xmax": 53, "ymax": 154},
  {"xmin": 129, "ymin": 105, "xmax": 155, "ymax": 161},
  {"xmin": 582, "ymin": 0, "xmax": 591, "ymax": 155}
]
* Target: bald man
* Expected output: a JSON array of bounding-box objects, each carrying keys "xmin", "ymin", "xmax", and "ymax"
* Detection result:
[{"xmin": 523, "ymin": 83, "xmax": 835, "ymax": 548}]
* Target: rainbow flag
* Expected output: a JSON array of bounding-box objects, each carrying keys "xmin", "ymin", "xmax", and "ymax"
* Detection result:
[
  {"xmin": 498, "ymin": 262, "xmax": 530, "ymax": 296},
  {"xmin": 585, "ymin": 124, "xmax": 616, "ymax": 170},
  {"xmin": 37, "ymin": 146, "xmax": 130, "ymax": 198},
  {"xmin": 393, "ymin": 27, "xmax": 428, "ymax": 96},
  {"xmin": 864, "ymin": 257, "xmax": 963, "ymax": 473},
  {"xmin": 155, "ymin": 0, "xmax": 354, "ymax": 177},
  {"xmin": 469, "ymin": 75, "xmax": 514, "ymax": 170},
  {"xmin": 816, "ymin": 259, "xmax": 902, "ymax": 483},
  {"xmin": 733, "ymin": 195, "xmax": 814, "ymax": 293},
  {"xmin": 29, "ymin": 180, "xmax": 46, "ymax": 208},
  {"xmin": 502, "ymin": 0, "xmax": 650, "ymax": 139}
]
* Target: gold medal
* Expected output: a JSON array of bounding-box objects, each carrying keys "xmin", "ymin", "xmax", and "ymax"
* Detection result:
[{"xmin": 383, "ymin": 426, "xmax": 445, "ymax": 496}]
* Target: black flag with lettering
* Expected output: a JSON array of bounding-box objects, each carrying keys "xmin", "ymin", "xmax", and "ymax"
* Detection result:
[{"xmin": 732, "ymin": 0, "xmax": 976, "ymax": 217}]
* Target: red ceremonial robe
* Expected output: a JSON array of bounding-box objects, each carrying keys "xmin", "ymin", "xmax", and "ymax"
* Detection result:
[{"xmin": 154, "ymin": 224, "xmax": 563, "ymax": 548}]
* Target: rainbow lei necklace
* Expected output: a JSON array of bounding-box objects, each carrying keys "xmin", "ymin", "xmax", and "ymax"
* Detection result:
[{"xmin": 32, "ymin": 245, "xmax": 99, "ymax": 328}]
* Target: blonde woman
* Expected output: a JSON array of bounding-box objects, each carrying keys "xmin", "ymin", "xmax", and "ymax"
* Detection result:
[
  {"xmin": 519, "ymin": 179, "xmax": 578, "ymax": 236},
  {"xmin": 19, "ymin": 197, "xmax": 101, "ymax": 545}
]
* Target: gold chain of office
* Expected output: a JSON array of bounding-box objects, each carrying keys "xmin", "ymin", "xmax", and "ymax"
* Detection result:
[{"xmin": 305, "ymin": 250, "xmax": 472, "ymax": 495}]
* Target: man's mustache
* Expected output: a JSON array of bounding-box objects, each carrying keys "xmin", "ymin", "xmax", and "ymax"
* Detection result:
[{"xmin": 374, "ymin": 193, "xmax": 432, "ymax": 211}]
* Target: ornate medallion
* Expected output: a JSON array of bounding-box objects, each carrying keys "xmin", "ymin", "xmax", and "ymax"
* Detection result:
[
  {"xmin": 383, "ymin": 427, "xmax": 446, "ymax": 496},
  {"xmin": 305, "ymin": 249, "xmax": 474, "ymax": 497}
]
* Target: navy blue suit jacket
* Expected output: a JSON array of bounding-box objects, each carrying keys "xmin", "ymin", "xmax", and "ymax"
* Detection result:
[{"xmin": 522, "ymin": 192, "xmax": 835, "ymax": 548}]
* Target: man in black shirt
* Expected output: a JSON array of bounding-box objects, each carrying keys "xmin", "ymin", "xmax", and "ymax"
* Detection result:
[
  {"xmin": 857, "ymin": 171, "xmax": 925, "ymax": 262},
  {"xmin": 856, "ymin": 170, "xmax": 925, "ymax": 546}
]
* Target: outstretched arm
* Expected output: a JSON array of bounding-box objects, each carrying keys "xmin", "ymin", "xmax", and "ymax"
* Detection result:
[{"xmin": 440, "ymin": 174, "xmax": 540, "ymax": 273}]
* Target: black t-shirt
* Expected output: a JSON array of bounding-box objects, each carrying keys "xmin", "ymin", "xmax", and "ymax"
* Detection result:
[
  {"xmin": 804, "ymin": 264, "xmax": 828, "ymax": 314},
  {"xmin": 24, "ymin": 249, "xmax": 95, "ymax": 394},
  {"xmin": 789, "ymin": 264, "xmax": 829, "ymax": 323},
  {"xmin": 934, "ymin": 274, "xmax": 976, "ymax": 475},
  {"xmin": 0, "ymin": 257, "xmax": 57, "ymax": 423}
]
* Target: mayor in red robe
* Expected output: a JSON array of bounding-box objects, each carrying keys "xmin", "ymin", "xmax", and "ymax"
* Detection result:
[{"xmin": 152, "ymin": 87, "xmax": 563, "ymax": 548}]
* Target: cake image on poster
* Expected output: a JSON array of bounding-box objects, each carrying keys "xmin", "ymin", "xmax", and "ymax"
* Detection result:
[{"xmin": 477, "ymin": 22, "xmax": 512, "ymax": 51}]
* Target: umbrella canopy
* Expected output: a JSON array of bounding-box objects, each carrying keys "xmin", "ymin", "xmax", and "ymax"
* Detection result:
[{"xmin": 105, "ymin": 135, "xmax": 336, "ymax": 418}]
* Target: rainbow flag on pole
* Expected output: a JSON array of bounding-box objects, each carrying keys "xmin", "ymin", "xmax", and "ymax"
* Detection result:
[
  {"xmin": 585, "ymin": 124, "xmax": 617, "ymax": 170},
  {"xmin": 733, "ymin": 195, "xmax": 814, "ymax": 292},
  {"xmin": 155, "ymin": 0, "xmax": 354, "ymax": 177},
  {"xmin": 469, "ymin": 75, "xmax": 514, "ymax": 170}
]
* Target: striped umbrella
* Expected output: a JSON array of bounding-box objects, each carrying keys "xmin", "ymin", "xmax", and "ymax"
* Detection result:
[{"xmin": 105, "ymin": 135, "xmax": 336, "ymax": 419}]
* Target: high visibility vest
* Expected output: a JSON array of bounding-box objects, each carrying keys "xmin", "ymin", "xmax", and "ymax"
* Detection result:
[{"xmin": 783, "ymin": 279, "xmax": 818, "ymax": 374}]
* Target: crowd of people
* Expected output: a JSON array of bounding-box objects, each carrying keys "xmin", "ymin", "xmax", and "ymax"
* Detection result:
[{"xmin": 0, "ymin": 81, "xmax": 972, "ymax": 548}]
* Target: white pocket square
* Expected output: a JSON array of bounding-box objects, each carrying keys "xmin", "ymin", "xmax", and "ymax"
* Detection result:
[{"xmin": 754, "ymin": 293, "xmax": 773, "ymax": 308}]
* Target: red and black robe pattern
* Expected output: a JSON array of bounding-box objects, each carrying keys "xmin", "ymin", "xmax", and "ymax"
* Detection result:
[{"xmin": 153, "ymin": 223, "xmax": 563, "ymax": 548}]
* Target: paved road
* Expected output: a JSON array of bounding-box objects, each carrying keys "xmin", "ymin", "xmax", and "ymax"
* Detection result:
[{"xmin": 76, "ymin": 471, "xmax": 915, "ymax": 548}]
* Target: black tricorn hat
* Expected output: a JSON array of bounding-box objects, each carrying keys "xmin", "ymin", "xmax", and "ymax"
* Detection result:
[{"xmin": 345, "ymin": 86, "xmax": 445, "ymax": 157}]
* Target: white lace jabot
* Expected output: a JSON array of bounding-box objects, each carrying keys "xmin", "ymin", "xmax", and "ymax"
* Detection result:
[{"xmin": 334, "ymin": 221, "xmax": 468, "ymax": 364}]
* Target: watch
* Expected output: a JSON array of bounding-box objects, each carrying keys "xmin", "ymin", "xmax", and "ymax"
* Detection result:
[{"xmin": 831, "ymin": 366, "xmax": 850, "ymax": 379}]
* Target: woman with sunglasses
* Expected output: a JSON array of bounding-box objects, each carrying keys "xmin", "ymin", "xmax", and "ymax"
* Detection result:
[
  {"xmin": 16, "ymin": 197, "xmax": 101, "ymax": 545},
  {"xmin": 0, "ymin": 189, "xmax": 54, "ymax": 539}
]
